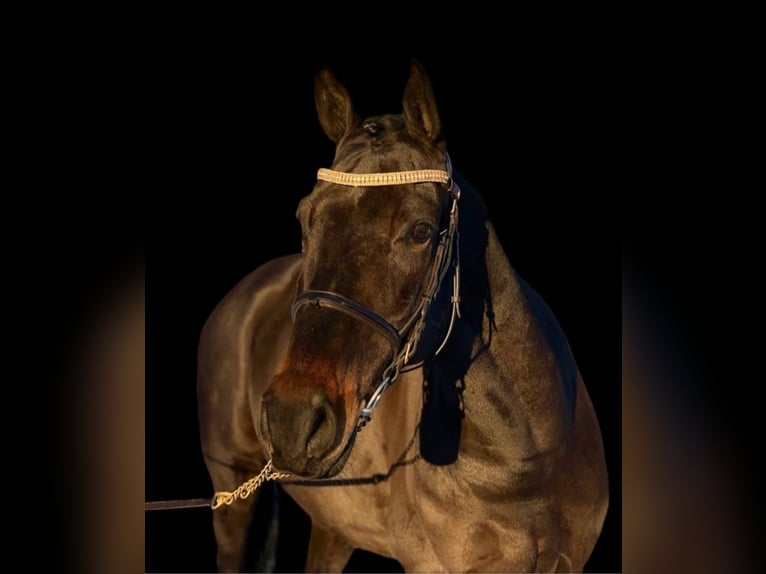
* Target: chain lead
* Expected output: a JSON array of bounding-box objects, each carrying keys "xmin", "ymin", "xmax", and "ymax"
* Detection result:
[{"xmin": 211, "ymin": 459, "xmax": 290, "ymax": 510}]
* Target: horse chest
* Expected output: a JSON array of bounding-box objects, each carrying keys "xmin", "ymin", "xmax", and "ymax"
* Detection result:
[{"xmin": 283, "ymin": 484, "xmax": 395, "ymax": 555}]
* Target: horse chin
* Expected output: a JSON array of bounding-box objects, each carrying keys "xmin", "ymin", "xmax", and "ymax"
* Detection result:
[{"xmin": 318, "ymin": 430, "xmax": 357, "ymax": 478}]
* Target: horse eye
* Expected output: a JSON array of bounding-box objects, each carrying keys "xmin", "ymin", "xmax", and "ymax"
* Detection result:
[{"xmin": 410, "ymin": 222, "xmax": 434, "ymax": 243}]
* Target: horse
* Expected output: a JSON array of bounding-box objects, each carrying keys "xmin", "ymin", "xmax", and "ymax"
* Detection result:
[{"xmin": 197, "ymin": 61, "xmax": 608, "ymax": 573}]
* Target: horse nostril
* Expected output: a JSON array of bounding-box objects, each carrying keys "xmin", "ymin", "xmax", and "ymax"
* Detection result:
[
  {"xmin": 305, "ymin": 393, "xmax": 336, "ymax": 458},
  {"xmin": 259, "ymin": 391, "xmax": 275, "ymax": 449},
  {"xmin": 307, "ymin": 408, "xmax": 326, "ymax": 443}
]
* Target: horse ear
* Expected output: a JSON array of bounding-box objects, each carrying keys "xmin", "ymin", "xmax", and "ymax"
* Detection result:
[
  {"xmin": 314, "ymin": 68, "xmax": 357, "ymax": 143},
  {"xmin": 402, "ymin": 60, "xmax": 441, "ymax": 141}
]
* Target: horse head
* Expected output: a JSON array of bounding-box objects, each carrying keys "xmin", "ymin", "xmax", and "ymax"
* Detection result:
[{"xmin": 259, "ymin": 62, "xmax": 457, "ymax": 478}]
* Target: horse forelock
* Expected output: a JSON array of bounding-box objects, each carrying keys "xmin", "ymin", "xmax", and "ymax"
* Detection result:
[{"xmin": 331, "ymin": 113, "xmax": 446, "ymax": 175}]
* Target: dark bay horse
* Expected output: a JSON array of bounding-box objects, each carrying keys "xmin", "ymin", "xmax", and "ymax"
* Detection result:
[{"xmin": 198, "ymin": 62, "xmax": 608, "ymax": 572}]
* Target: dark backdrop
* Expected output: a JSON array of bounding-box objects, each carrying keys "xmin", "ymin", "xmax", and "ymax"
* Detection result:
[{"xmin": 146, "ymin": 53, "xmax": 620, "ymax": 572}]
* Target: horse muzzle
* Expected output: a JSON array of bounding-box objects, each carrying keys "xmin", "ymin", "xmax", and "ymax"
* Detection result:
[{"xmin": 259, "ymin": 382, "xmax": 349, "ymax": 477}]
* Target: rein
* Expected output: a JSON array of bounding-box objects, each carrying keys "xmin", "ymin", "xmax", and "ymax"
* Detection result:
[{"xmin": 146, "ymin": 154, "xmax": 461, "ymax": 513}]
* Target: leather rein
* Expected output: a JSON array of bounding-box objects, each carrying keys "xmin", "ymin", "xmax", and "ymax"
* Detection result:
[{"xmin": 292, "ymin": 153, "xmax": 462, "ymax": 432}]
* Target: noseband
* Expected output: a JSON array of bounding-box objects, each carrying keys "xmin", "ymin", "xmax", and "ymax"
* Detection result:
[{"xmin": 291, "ymin": 154, "xmax": 461, "ymax": 431}]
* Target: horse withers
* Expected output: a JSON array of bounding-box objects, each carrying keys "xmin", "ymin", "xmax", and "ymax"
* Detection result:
[{"xmin": 197, "ymin": 61, "xmax": 608, "ymax": 572}]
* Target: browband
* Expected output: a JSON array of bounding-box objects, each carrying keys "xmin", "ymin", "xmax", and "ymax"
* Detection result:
[{"xmin": 317, "ymin": 168, "xmax": 450, "ymax": 187}]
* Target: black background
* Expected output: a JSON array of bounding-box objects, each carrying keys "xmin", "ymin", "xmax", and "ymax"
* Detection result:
[
  {"xmin": 18, "ymin": 13, "xmax": 752, "ymax": 572},
  {"xmin": 146, "ymin": 51, "xmax": 620, "ymax": 572}
]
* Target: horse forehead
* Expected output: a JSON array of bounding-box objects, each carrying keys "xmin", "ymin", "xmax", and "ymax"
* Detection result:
[{"xmin": 308, "ymin": 183, "xmax": 441, "ymax": 226}]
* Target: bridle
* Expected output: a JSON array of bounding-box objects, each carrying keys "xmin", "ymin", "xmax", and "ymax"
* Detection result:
[
  {"xmin": 291, "ymin": 154, "xmax": 462, "ymax": 432},
  {"xmin": 146, "ymin": 155, "xmax": 462, "ymax": 513}
]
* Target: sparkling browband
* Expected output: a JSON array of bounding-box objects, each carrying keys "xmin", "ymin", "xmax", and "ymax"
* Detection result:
[{"xmin": 317, "ymin": 168, "xmax": 450, "ymax": 187}]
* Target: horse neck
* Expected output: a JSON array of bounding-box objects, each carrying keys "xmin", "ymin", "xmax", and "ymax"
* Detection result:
[{"xmin": 451, "ymin": 181, "xmax": 572, "ymax": 453}]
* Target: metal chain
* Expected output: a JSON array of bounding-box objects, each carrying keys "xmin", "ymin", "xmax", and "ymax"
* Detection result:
[
  {"xmin": 212, "ymin": 424, "xmax": 421, "ymax": 507},
  {"xmin": 211, "ymin": 459, "xmax": 290, "ymax": 510}
]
